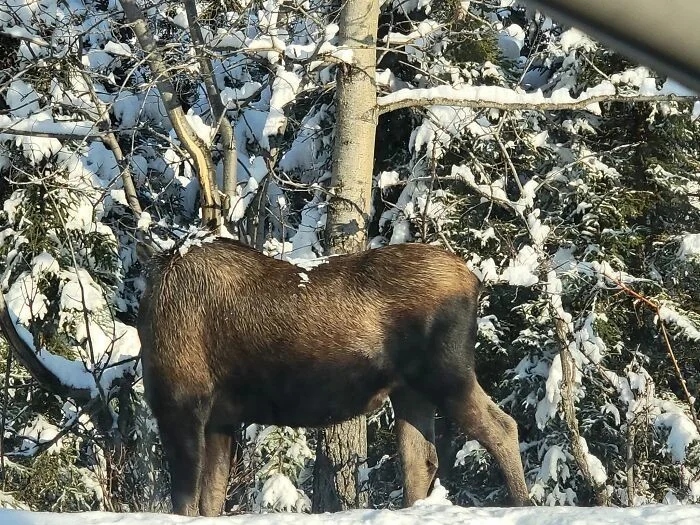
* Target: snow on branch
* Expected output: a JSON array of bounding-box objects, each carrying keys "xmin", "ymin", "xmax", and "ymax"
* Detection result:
[
  {"xmin": 0, "ymin": 290, "xmax": 93, "ymax": 404},
  {"xmin": 377, "ymin": 82, "xmax": 699, "ymax": 115},
  {"xmin": 0, "ymin": 116, "xmax": 104, "ymax": 139}
]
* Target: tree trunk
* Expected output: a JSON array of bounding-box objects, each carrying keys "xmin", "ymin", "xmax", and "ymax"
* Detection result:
[
  {"xmin": 312, "ymin": 418, "xmax": 368, "ymax": 512},
  {"xmin": 312, "ymin": 0, "xmax": 379, "ymax": 512}
]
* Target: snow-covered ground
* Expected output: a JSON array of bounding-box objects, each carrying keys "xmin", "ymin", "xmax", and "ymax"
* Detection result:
[
  {"xmin": 3, "ymin": 487, "xmax": 700, "ymax": 525},
  {"xmin": 3, "ymin": 503, "xmax": 700, "ymax": 525}
]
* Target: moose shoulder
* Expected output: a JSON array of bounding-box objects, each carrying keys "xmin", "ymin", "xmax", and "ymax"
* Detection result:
[{"xmin": 137, "ymin": 238, "xmax": 529, "ymax": 516}]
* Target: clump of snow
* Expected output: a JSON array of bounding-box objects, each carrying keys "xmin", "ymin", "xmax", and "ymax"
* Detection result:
[
  {"xmin": 413, "ymin": 479, "xmax": 451, "ymax": 507},
  {"xmin": 538, "ymin": 444, "xmax": 570, "ymax": 484},
  {"xmin": 574, "ymin": 313, "xmax": 607, "ymax": 364},
  {"xmin": 535, "ymin": 353, "xmax": 563, "ymax": 429},
  {"xmin": 655, "ymin": 400, "xmax": 700, "ymax": 462},
  {"xmin": 377, "ymin": 170, "xmax": 401, "ymax": 189},
  {"xmin": 258, "ymin": 473, "xmax": 310, "ymax": 513},
  {"xmin": 559, "ymin": 28, "xmax": 597, "ymax": 54},
  {"xmin": 578, "ymin": 437, "xmax": 607, "ymax": 485},
  {"xmin": 498, "ymin": 24, "xmax": 525, "ymax": 60},
  {"xmin": 658, "ymin": 304, "xmax": 700, "ymax": 341},
  {"xmin": 526, "ymin": 209, "xmax": 550, "ymax": 247},
  {"xmin": 261, "ymin": 67, "xmax": 302, "ymax": 149},
  {"xmin": 5, "ymin": 272, "xmax": 49, "ymax": 323},
  {"xmin": 18, "ymin": 414, "xmax": 63, "ymax": 455},
  {"xmin": 6, "ymin": 79, "xmax": 40, "ymax": 118},
  {"xmin": 59, "ymin": 268, "xmax": 108, "ymax": 312},
  {"xmin": 500, "ymin": 245, "xmax": 539, "ymax": 286},
  {"xmin": 454, "ymin": 440, "xmax": 485, "ymax": 467},
  {"xmin": 137, "ymin": 211, "xmax": 152, "ymax": 231},
  {"xmin": 678, "ymin": 234, "xmax": 700, "ymax": 260}
]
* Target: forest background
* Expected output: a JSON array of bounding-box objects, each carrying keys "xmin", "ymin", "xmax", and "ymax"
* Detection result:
[{"xmin": 1, "ymin": 0, "xmax": 700, "ymax": 514}]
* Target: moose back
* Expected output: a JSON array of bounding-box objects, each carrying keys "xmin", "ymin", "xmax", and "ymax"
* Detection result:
[{"xmin": 137, "ymin": 238, "xmax": 529, "ymax": 516}]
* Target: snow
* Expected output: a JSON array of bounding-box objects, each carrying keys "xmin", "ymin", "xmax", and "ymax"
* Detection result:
[
  {"xmin": 378, "ymin": 170, "xmax": 401, "ymax": 189},
  {"xmin": 655, "ymin": 407, "xmax": 700, "ymax": 462},
  {"xmin": 383, "ymin": 20, "xmax": 441, "ymax": 46},
  {"xmin": 261, "ymin": 67, "xmax": 303, "ymax": 149},
  {"xmin": 535, "ymin": 353, "xmax": 562, "ymax": 429},
  {"xmin": 500, "ymin": 245, "xmax": 539, "ymax": 287},
  {"xmin": 678, "ymin": 234, "xmax": 700, "ymax": 260},
  {"xmin": 577, "ymin": 437, "xmax": 607, "ymax": 485},
  {"xmin": 17, "ymin": 414, "xmax": 63, "ymax": 455},
  {"xmin": 378, "ymin": 70, "xmax": 698, "ymax": 112},
  {"xmin": 258, "ymin": 473, "xmax": 310, "ymax": 512},
  {"xmin": 538, "ymin": 444, "xmax": 570, "ymax": 484},
  {"xmin": 454, "ymin": 440, "xmax": 485, "ymax": 466},
  {"xmin": 6, "ymin": 79, "xmax": 40, "ymax": 117},
  {"xmin": 6, "ymin": 502, "xmax": 700, "ymax": 525},
  {"xmin": 5, "ymin": 272, "xmax": 49, "ymax": 323},
  {"xmin": 498, "ymin": 24, "xmax": 525, "ymax": 60},
  {"xmin": 559, "ymin": 28, "xmax": 597, "ymax": 54},
  {"xmin": 658, "ymin": 305, "xmax": 700, "ymax": 341}
]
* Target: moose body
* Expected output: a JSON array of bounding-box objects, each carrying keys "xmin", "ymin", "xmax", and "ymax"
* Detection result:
[{"xmin": 137, "ymin": 238, "xmax": 529, "ymax": 516}]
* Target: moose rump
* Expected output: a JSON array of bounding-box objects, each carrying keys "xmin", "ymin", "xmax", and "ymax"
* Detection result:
[{"xmin": 137, "ymin": 238, "xmax": 529, "ymax": 516}]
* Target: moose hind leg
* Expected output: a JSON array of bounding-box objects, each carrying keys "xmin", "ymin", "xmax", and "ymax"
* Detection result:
[
  {"xmin": 158, "ymin": 408, "xmax": 207, "ymax": 516},
  {"xmin": 199, "ymin": 429, "xmax": 233, "ymax": 517},
  {"xmin": 445, "ymin": 381, "xmax": 529, "ymax": 506},
  {"xmin": 391, "ymin": 388, "xmax": 438, "ymax": 507}
]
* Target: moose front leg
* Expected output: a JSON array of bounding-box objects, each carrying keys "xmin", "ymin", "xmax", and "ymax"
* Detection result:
[
  {"xmin": 158, "ymin": 409, "xmax": 207, "ymax": 516},
  {"xmin": 391, "ymin": 388, "xmax": 438, "ymax": 507}
]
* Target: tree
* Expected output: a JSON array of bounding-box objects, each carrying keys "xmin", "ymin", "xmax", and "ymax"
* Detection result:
[{"xmin": 312, "ymin": 0, "xmax": 380, "ymax": 512}]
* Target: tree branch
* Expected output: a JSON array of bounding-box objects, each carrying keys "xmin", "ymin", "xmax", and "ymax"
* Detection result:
[
  {"xmin": 120, "ymin": 0, "xmax": 221, "ymax": 230},
  {"xmin": 183, "ymin": 0, "xmax": 237, "ymax": 226},
  {"xmin": 610, "ymin": 278, "xmax": 700, "ymax": 437},
  {"xmin": 377, "ymin": 85, "xmax": 698, "ymax": 115},
  {"xmin": 553, "ymin": 314, "xmax": 610, "ymax": 506},
  {"xmin": 0, "ymin": 292, "xmax": 92, "ymax": 405},
  {"xmin": 0, "ymin": 120, "xmax": 104, "ymax": 139}
]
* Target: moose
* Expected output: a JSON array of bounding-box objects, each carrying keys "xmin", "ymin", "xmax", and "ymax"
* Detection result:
[{"xmin": 137, "ymin": 237, "xmax": 529, "ymax": 516}]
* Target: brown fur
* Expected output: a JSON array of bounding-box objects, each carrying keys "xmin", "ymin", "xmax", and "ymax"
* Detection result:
[{"xmin": 138, "ymin": 238, "xmax": 529, "ymax": 515}]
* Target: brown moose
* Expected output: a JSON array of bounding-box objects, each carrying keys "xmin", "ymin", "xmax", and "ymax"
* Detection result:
[{"xmin": 137, "ymin": 238, "xmax": 529, "ymax": 516}]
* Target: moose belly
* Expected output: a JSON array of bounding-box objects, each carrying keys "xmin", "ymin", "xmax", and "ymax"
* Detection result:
[{"xmin": 217, "ymin": 358, "xmax": 394, "ymax": 428}]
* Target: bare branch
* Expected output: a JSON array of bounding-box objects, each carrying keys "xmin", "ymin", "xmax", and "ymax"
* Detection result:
[
  {"xmin": 120, "ymin": 0, "xmax": 221, "ymax": 230},
  {"xmin": 183, "ymin": 0, "xmax": 237, "ymax": 225},
  {"xmin": 610, "ymin": 278, "xmax": 700, "ymax": 437}
]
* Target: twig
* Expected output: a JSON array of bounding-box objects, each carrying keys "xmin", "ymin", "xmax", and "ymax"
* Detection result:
[
  {"xmin": 0, "ymin": 350, "xmax": 11, "ymax": 489},
  {"xmin": 610, "ymin": 278, "xmax": 700, "ymax": 437}
]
